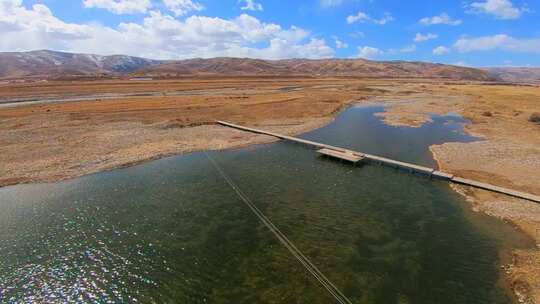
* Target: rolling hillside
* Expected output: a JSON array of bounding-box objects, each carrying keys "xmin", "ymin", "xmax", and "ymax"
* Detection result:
[
  {"xmin": 0, "ymin": 50, "xmax": 495, "ymax": 81},
  {"xmin": 0, "ymin": 50, "xmax": 160, "ymax": 79},
  {"xmin": 486, "ymin": 67, "xmax": 540, "ymax": 84},
  {"xmin": 134, "ymin": 57, "xmax": 493, "ymax": 80}
]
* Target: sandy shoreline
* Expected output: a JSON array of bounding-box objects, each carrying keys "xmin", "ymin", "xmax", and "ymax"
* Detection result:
[
  {"xmin": 430, "ymin": 148, "xmax": 538, "ymax": 304},
  {"xmin": 429, "ymin": 146, "xmax": 540, "ymax": 304},
  {"xmin": 0, "ymin": 117, "xmax": 334, "ymax": 188}
]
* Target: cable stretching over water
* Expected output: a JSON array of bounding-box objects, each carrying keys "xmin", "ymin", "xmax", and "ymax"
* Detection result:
[{"xmin": 204, "ymin": 151, "xmax": 353, "ymax": 304}]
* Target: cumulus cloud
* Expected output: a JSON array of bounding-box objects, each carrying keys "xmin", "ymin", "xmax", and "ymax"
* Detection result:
[
  {"xmin": 162, "ymin": 0, "xmax": 203, "ymax": 16},
  {"xmin": 239, "ymin": 0, "xmax": 263, "ymax": 11},
  {"xmin": 385, "ymin": 44, "xmax": 417, "ymax": 55},
  {"xmin": 276, "ymin": 38, "xmax": 334, "ymax": 59},
  {"xmin": 347, "ymin": 11, "xmax": 394, "ymax": 25},
  {"xmin": 320, "ymin": 0, "xmax": 344, "ymax": 7},
  {"xmin": 414, "ymin": 33, "xmax": 438, "ymax": 42},
  {"xmin": 453, "ymin": 61, "xmax": 469, "ymax": 66},
  {"xmin": 454, "ymin": 34, "xmax": 540, "ymax": 53},
  {"xmin": 400, "ymin": 44, "xmax": 416, "ymax": 53},
  {"xmin": 466, "ymin": 0, "xmax": 526, "ymax": 19},
  {"xmin": 433, "ymin": 46, "xmax": 450, "ymax": 55},
  {"xmin": 357, "ymin": 46, "xmax": 383, "ymax": 59},
  {"xmin": 82, "ymin": 0, "xmax": 151, "ymax": 14},
  {"xmin": 419, "ymin": 13, "xmax": 462, "ymax": 26},
  {"xmin": 0, "ymin": 2, "xmax": 334, "ymax": 60},
  {"xmin": 0, "ymin": 1, "xmax": 91, "ymax": 51},
  {"xmin": 333, "ymin": 37, "xmax": 348, "ymax": 49},
  {"xmin": 347, "ymin": 12, "xmax": 369, "ymax": 24}
]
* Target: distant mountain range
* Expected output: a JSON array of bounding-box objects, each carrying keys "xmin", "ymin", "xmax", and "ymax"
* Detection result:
[
  {"xmin": 486, "ymin": 67, "xmax": 540, "ymax": 83},
  {"xmin": 0, "ymin": 50, "xmax": 159, "ymax": 79},
  {"xmin": 134, "ymin": 57, "xmax": 491, "ymax": 81},
  {"xmin": 0, "ymin": 50, "xmax": 537, "ymax": 83}
]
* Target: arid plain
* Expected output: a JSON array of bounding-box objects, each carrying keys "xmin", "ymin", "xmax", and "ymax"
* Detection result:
[{"xmin": 1, "ymin": 77, "xmax": 539, "ymax": 303}]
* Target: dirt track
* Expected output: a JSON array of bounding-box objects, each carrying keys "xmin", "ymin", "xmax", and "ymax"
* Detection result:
[{"xmin": 1, "ymin": 77, "xmax": 539, "ymax": 303}]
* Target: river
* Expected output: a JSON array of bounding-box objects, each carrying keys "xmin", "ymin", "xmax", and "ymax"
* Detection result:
[{"xmin": 0, "ymin": 105, "xmax": 531, "ymax": 303}]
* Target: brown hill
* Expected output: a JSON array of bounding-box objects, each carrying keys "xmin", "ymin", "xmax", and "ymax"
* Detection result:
[
  {"xmin": 486, "ymin": 67, "xmax": 540, "ymax": 84},
  {"xmin": 0, "ymin": 50, "xmax": 159, "ymax": 79},
  {"xmin": 136, "ymin": 57, "xmax": 493, "ymax": 80},
  {"xmin": 0, "ymin": 50, "xmax": 494, "ymax": 81}
]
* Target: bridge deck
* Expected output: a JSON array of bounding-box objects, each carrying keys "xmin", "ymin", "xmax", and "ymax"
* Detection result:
[
  {"xmin": 318, "ymin": 148, "xmax": 365, "ymax": 163},
  {"xmin": 216, "ymin": 121, "xmax": 540, "ymax": 204}
]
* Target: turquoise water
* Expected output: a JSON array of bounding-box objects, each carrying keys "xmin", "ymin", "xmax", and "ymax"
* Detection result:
[{"xmin": 0, "ymin": 105, "xmax": 530, "ymax": 303}]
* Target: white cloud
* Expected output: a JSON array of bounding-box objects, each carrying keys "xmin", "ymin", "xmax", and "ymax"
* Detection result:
[
  {"xmin": 320, "ymin": 0, "xmax": 344, "ymax": 7},
  {"xmin": 357, "ymin": 46, "xmax": 383, "ymax": 59},
  {"xmin": 0, "ymin": 3, "xmax": 334, "ymax": 60},
  {"xmin": 347, "ymin": 11, "xmax": 394, "ymax": 25},
  {"xmin": 454, "ymin": 34, "xmax": 540, "ymax": 53},
  {"xmin": 414, "ymin": 33, "xmax": 438, "ymax": 42},
  {"xmin": 333, "ymin": 36, "xmax": 348, "ymax": 49},
  {"xmin": 386, "ymin": 44, "xmax": 417, "ymax": 55},
  {"xmin": 0, "ymin": 1, "xmax": 91, "ymax": 51},
  {"xmin": 400, "ymin": 44, "xmax": 416, "ymax": 53},
  {"xmin": 239, "ymin": 0, "xmax": 263, "ymax": 11},
  {"xmin": 453, "ymin": 61, "xmax": 469, "ymax": 66},
  {"xmin": 375, "ymin": 13, "xmax": 394, "ymax": 25},
  {"xmin": 162, "ymin": 0, "xmax": 203, "ymax": 16},
  {"xmin": 419, "ymin": 13, "xmax": 462, "ymax": 26},
  {"xmin": 281, "ymin": 38, "xmax": 334, "ymax": 59},
  {"xmin": 433, "ymin": 46, "xmax": 450, "ymax": 55},
  {"xmin": 349, "ymin": 31, "xmax": 365, "ymax": 38},
  {"xmin": 467, "ymin": 0, "xmax": 525, "ymax": 19},
  {"xmin": 82, "ymin": 0, "xmax": 151, "ymax": 14},
  {"xmin": 347, "ymin": 11, "xmax": 369, "ymax": 24}
]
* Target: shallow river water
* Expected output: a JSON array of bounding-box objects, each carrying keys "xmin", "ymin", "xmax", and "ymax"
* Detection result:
[{"xmin": 0, "ymin": 105, "xmax": 531, "ymax": 303}]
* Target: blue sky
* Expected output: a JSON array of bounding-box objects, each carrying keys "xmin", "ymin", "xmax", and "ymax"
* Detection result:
[{"xmin": 1, "ymin": 0, "xmax": 539, "ymax": 66}]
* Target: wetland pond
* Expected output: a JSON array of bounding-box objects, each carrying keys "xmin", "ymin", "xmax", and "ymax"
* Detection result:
[{"xmin": 0, "ymin": 105, "xmax": 532, "ymax": 303}]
